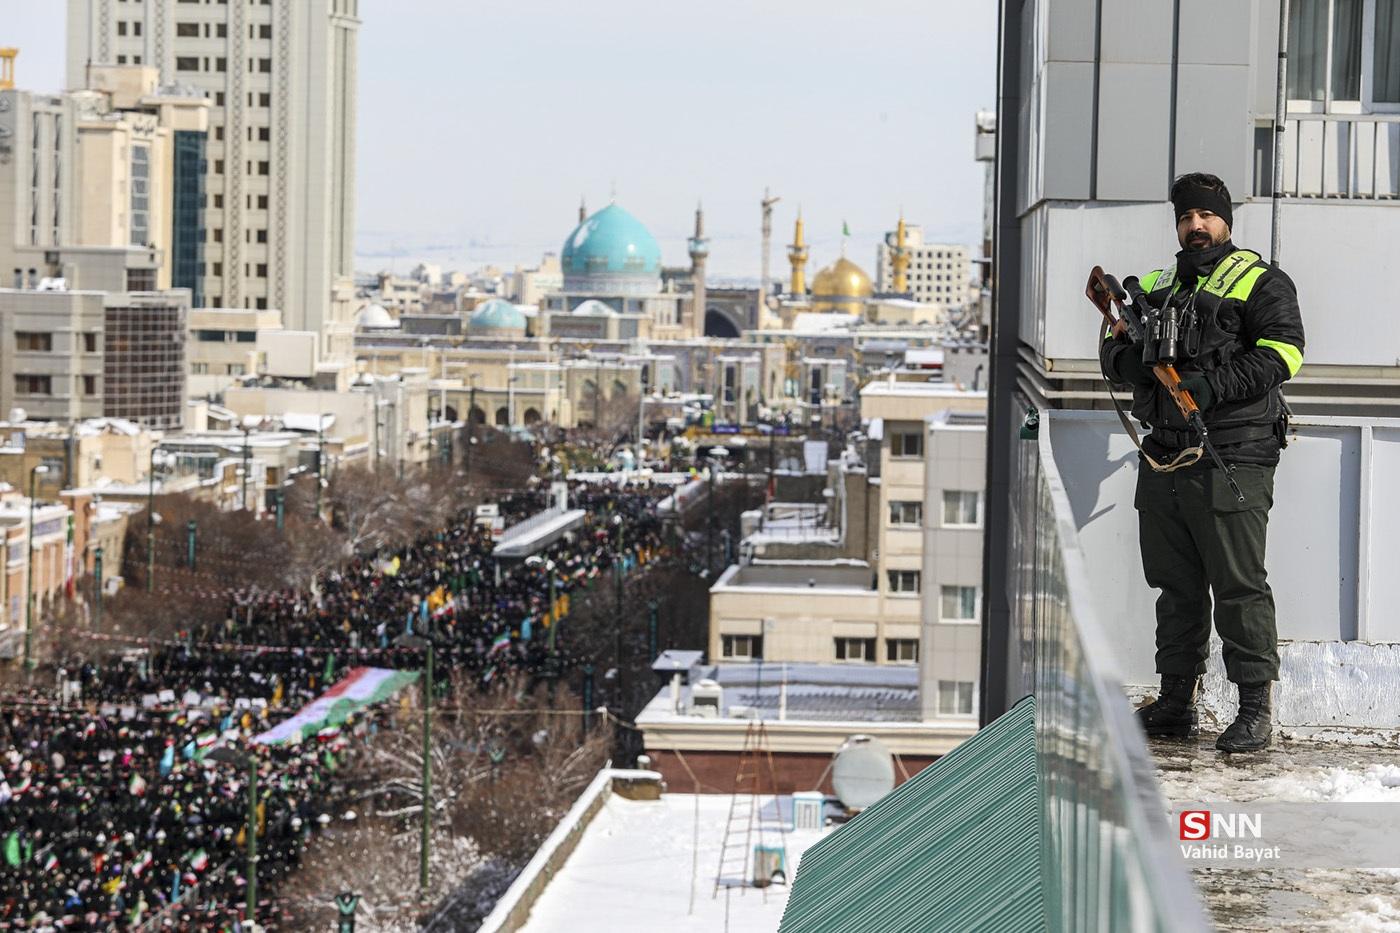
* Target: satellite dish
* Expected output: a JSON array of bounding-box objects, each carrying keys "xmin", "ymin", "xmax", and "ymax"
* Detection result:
[{"xmin": 830, "ymin": 735, "xmax": 895, "ymax": 811}]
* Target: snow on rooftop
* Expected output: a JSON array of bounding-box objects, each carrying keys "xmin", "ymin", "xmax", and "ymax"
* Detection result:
[
  {"xmin": 1153, "ymin": 738, "xmax": 1400, "ymax": 929},
  {"xmin": 519, "ymin": 793, "xmax": 826, "ymax": 933}
]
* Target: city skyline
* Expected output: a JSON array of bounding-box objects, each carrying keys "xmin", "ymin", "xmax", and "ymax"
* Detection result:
[{"xmin": 8, "ymin": 0, "xmax": 996, "ymax": 280}]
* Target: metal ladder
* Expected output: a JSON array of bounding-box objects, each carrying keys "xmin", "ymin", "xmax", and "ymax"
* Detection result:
[{"xmin": 712, "ymin": 719, "xmax": 788, "ymax": 900}]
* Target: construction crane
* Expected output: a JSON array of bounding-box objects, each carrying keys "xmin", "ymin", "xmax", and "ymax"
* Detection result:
[{"xmin": 758, "ymin": 188, "xmax": 781, "ymax": 327}]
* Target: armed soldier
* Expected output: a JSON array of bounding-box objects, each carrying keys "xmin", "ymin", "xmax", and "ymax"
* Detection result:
[{"xmin": 1098, "ymin": 172, "xmax": 1305, "ymax": 753}]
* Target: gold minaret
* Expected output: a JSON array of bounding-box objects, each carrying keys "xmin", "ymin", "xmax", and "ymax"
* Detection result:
[
  {"xmin": 0, "ymin": 49, "xmax": 17, "ymax": 91},
  {"xmin": 787, "ymin": 212, "xmax": 809, "ymax": 296},
  {"xmin": 891, "ymin": 213, "xmax": 910, "ymax": 294}
]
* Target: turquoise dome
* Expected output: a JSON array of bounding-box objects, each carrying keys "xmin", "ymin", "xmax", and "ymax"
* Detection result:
[
  {"xmin": 561, "ymin": 203, "xmax": 661, "ymax": 279},
  {"xmin": 469, "ymin": 298, "xmax": 527, "ymax": 331}
]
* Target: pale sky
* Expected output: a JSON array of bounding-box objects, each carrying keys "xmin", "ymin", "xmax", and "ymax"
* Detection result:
[{"xmin": 6, "ymin": 0, "xmax": 996, "ymax": 280}]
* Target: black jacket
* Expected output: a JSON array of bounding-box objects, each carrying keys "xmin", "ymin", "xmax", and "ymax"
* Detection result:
[{"xmin": 1099, "ymin": 249, "xmax": 1305, "ymax": 466}]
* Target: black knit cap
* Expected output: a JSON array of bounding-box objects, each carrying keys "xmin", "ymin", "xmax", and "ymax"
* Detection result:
[{"xmin": 1171, "ymin": 173, "xmax": 1233, "ymax": 230}]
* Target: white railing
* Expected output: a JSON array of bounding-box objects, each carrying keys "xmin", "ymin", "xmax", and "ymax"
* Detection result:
[{"xmin": 1283, "ymin": 112, "xmax": 1400, "ymax": 199}]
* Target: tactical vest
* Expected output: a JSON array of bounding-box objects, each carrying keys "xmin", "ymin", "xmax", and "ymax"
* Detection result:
[{"xmin": 1133, "ymin": 248, "xmax": 1283, "ymax": 447}]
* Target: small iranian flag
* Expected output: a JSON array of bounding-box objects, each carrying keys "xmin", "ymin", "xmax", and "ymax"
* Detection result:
[
  {"xmin": 188, "ymin": 849, "xmax": 208, "ymax": 872},
  {"xmin": 128, "ymin": 773, "xmax": 147, "ymax": 797},
  {"xmin": 482, "ymin": 664, "xmax": 497, "ymax": 684},
  {"xmin": 195, "ymin": 732, "xmax": 218, "ymax": 749},
  {"xmin": 489, "ymin": 631, "xmax": 510, "ymax": 656},
  {"xmin": 41, "ymin": 851, "xmax": 58, "ymax": 872},
  {"xmin": 11, "ymin": 776, "xmax": 31, "ymax": 796},
  {"xmin": 132, "ymin": 850, "xmax": 153, "ymax": 877}
]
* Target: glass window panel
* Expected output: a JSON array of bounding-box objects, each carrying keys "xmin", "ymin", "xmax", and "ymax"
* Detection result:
[
  {"xmin": 1376, "ymin": 0, "xmax": 1400, "ymax": 102},
  {"xmin": 1333, "ymin": 0, "xmax": 1363, "ymax": 99},
  {"xmin": 1289, "ymin": 0, "xmax": 1329, "ymax": 100}
]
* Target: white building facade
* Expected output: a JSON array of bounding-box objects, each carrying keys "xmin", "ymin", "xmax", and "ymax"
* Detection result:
[{"xmin": 875, "ymin": 226, "xmax": 973, "ymax": 309}]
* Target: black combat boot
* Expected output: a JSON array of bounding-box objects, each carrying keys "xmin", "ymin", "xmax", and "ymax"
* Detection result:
[
  {"xmin": 1216, "ymin": 682, "xmax": 1273, "ymax": 752},
  {"xmin": 1136, "ymin": 675, "xmax": 1200, "ymax": 738}
]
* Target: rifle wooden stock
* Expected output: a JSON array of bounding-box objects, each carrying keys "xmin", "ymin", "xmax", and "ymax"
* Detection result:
[{"xmin": 1086, "ymin": 265, "xmax": 1197, "ymax": 422}]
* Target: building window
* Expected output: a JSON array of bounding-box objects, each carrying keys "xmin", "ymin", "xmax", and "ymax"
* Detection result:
[
  {"xmin": 117, "ymin": 21, "xmax": 128, "ymax": 35},
  {"xmin": 886, "ymin": 639, "xmax": 919, "ymax": 663},
  {"xmin": 721, "ymin": 634, "xmax": 762, "ymax": 661},
  {"xmin": 217, "ymin": 23, "xmax": 228, "ymax": 37},
  {"xmin": 13, "ymin": 332, "xmax": 53, "ymax": 352},
  {"xmin": 83, "ymin": 333, "xmax": 98, "ymax": 353},
  {"xmin": 14, "ymin": 375, "xmax": 51, "ymax": 396},
  {"xmin": 256, "ymin": 195, "xmax": 268, "ymax": 209},
  {"xmin": 259, "ymin": 92, "xmax": 271, "ymax": 107},
  {"xmin": 887, "ymin": 570, "xmax": 921, "ymax": 594},
  {"xmin": 130, "ymin": 144, "xmax": 150, "ymax": 246},
  {"xmin": 942, "ymin": 490, "xmax": 982, "ymax": 527},
  {"xmin": 217, "ymin": 57, "xmax": 227, "ymax": 72},
  {"xmin": 176, "ymin": 56, "xmax": 199, "ymax": 72},
  {"xmin": 133, "ymin": 20, "xmax": 142, "ymax": 35},
  {"xmin": 940, "ymin": 585, "xmax": 979, "ymax": 622},
  {"xmin": 257, "ymin": 161, "xmax": 269, "ymax": 176},
  {"xmin": 192, "ymin": 362, "xmax": 209, "ymax": 375},
  {"xmin": 890, "ymin": 431, "xmax": 923, "ymax": 458},
  {"xmin": 1289, "ymin": 0, "xmax": 1400, "ymax": 107},
  {"xmin": 228, "ymin": 363, "xmax": 245, "ymax": 375},
  {"xmin": 258, "ymin": 58, "xmax": 272, "ymax": 73},
  {"xmin": 213, "ymin": 262, "xmax": 222, "ymax": 276},
  {"xmin": 834, "ymin": 637, "xmax": 876, "ymax": 662},
  {"xmin": 255, "ymin": 263, "xmax": 267, "ymax": 277},
  {"xmin": 259, "ymin": 24, "xmax": 273, "ymax": 38},
  {"xmin": 82, "ymin": 375, "xmax": 98, "ymax": 396},
  {"xmin": 235, "ymin": 330, "xmax": 256, "ymax": 343},
  {"xmin": 257, "ymin": 126, "xmax": 270, "ymax": 142},
  {"xmin": 938, "ymin": 680, "xmax": 976, "ymax": 716},
  {"xmin": 214, "ymin": 194, "xmax": 223, "ymax": 208},
  {"xmin": 176, "ymin": 21, "xmax": 199, "ymax": 37},
  {"xmin": 256, "ymin": 229, "xmax": 267, "ymax": 243},
  {"xmin": 126, "ymin": 268, "xmax": 157, "ymax": 291},
  {"xmin": 214, "ymin": 159, "xmax": 224, "ymax": 175},
  {"xmin": 888, "ymin": 500, "xmax": 922, "ymax": 526}
]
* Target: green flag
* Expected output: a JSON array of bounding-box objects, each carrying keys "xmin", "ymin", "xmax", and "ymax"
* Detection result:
[
  {"xmin": 3, "ymin": 831, "xmax": 20, "ymax": 867},
  {"xmin": 323, "ymin": 653, "xmax": 336, "ymax": 683},
  {"xmin": 842, "ymin": 220, "xmax": 850, "ymax": 236}
]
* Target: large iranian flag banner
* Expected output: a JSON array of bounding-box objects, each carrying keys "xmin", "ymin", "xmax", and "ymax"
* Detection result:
[{"xmin": 253, "ymin": 667, "xmax": 420, "ymax": 745}]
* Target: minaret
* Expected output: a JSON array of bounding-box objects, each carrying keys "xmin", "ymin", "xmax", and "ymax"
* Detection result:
[
  {"xmin": 687, "ymin": 202, "xmax": 710, "ymax": 339},
  {"xmin": 787, "ymin": 212, "xmax": 809, "ymax": 296},
  {"xmin": 891, "ymin": 213, "xmax": 910, "ymax": 294},
  {"xmin": 578, "ymin": 198, "xmax": 587, "ymax": 223}
]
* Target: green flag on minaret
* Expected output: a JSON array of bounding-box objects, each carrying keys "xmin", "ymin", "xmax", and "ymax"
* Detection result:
[{"xmin": 842, "ymin": 220, "xmax": 850, "ymax": 236}]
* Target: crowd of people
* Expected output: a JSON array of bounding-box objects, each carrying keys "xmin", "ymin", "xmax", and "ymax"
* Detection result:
[{"xmin": 0, "ymin": 478, "xmax": 671, "ymax": 930}]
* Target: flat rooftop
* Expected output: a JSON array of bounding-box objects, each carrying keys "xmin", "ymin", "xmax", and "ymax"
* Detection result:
[
  {"xmin": 640, "ymin": 662, "xmax": 921, "ymax": 725},
  {"xmin": 520, "ymin": 793, "xmax": 827, "ymax": 933},
  {"xmin": 1152, "ymin": 737, "xmax": 1400, "ymax": 929}
]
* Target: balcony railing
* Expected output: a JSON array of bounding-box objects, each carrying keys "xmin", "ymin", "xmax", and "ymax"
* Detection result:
[
  {"xmin": 1279, "ymin": 112, "xmax": 1400, "ymax": 200},
  {"xmin": 1007, "ymin": 410, "xmax": 1210, "ymax": 931}
]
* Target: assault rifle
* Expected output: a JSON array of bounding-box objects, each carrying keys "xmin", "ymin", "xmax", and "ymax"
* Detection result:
[{"xmin": 1085, "ymin": 266, "xmax": 1245, "ymax": 502}]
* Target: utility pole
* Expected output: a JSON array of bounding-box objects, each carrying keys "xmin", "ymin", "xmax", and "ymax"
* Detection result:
[
  {"xmin": 241, "ymin": 427, "xmax": 251, "ymax": 512},
  {"xmin": 186, "ymin": 520, "xmax": 197, "ymax": 571},
  {"xmin": 24, "ymin": 465, "xmax": 49, "ymax": 671},
  {"xmin": 147, "ymin": 446, "xmax": 160, "ymax": 593},
  {"xmin": 315, "ymin": 421, "xmax": 326, "ymax": 522},
  {"xmin": 93, "ymin": 546, "xmax": 103, "ymax": 632},
  {"xmin": 275, "ymin": 488, "xmax": 285, "ymax": 531},
  {"xmin": 465, "ymin": 381, "xmax": 477, "ymax": 483},
  {"xmin": 759, "ymin": 188, "xmax": 781, "ymax": 326}
]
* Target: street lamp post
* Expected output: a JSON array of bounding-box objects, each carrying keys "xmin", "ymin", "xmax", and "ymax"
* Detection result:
[
  {"xmin": 24, "ymin": 465, "xmax": 49, "ymax": 670},
  {"xmin": 395, "ymin": 633, "xmax": 433, "ymax": 901},
  {"xmin": 275, "ymin": 488, "xmax": 285, "ymax": 531},
  {"xmin": 186, "ymin": 519, "xmax": 197, "ymax": 571},
  {"xmin": 147, "ymin": 445, "xmax": 162, "ymax": 593}
]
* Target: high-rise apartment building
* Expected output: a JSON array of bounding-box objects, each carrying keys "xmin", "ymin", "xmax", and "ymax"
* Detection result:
[
  {"xmin": 0, "ymin": 68, "xmax": 207, "ymax": 296},
  {"xmin": 875, "ymin": 226, "xmax": 972, "ymax": 309},
  {"xmin": 67, "ymin": 0, "xmax": 360, "ymax": 360}
]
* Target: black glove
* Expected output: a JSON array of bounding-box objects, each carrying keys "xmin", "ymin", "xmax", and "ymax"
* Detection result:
[
  {"xmin": 1177, "ymin": 373, "xmax": 1215, "ymax": 411},
  {"xmin": 1115, "ymin": 343, "xmax": 1157, "ymax": 388}
]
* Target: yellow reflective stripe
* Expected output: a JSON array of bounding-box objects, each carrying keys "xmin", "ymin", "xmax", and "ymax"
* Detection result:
[
  {"xmin": 1225, "ymin": 265, "xmax": 1266, "ymax": 301},
  {"xmin": 1104, "ymin": 324, "xmax": 1115, "ymax": 341},
  {"xmin": 1141, "ymin": 269, "xmax": 1164, "ymax": 292},
  {"xmin": 1258, "ymin": 338, "xmax": 1303, "ymax": 377}
]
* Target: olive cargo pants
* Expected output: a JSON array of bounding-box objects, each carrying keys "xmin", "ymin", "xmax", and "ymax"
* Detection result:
[{"xmin": 1134, "ymin": 461, "xmax": 1280, "ymax": 684}]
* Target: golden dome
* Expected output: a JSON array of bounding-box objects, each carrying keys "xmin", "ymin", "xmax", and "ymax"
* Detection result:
[{"xmin": 810, "ymin": 256, "xmax": 873, "ymax": 312}]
